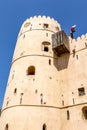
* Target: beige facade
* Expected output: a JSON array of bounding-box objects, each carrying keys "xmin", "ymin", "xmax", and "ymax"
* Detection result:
[{"xmin": 0, "ymin": 16, "xmax": 87, "ymax": 130}]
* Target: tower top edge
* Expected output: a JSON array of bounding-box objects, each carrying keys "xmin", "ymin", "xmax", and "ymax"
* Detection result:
[
  {"xmin": 17, "ymin": 15, "xmax": 61, "ymax": 37},
  {"xmin": 24, "ymin": 15, "xmax": 60, "ymax": 25},
  {"xmin": 69, "ymin": 33, "xmax": 87, "ymax": 43}
]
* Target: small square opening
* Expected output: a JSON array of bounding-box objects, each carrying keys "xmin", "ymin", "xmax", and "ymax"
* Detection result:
[
  {"xmin": 44, "ymin": 47, "xmax": 48, "ymax": 52},
  {"xmin": 43, "ymin": 24, "xmax": 49, "ymax": 28},
  {"xmin": 78, "ymin": 87, "xmax": 85, "ymax": 96}
]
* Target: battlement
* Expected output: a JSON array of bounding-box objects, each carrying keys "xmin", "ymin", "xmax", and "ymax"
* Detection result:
[
  {"xmin": 18, "ymin": 16, "xmax": 61, "ymax": 37},
  {"xmin": 69, "ymin": 33, "xmax": 87, "ymax": 54},
  {"xmin": 69, "ymin": 33, "xmax": 87, "ymax": 43},
  {"xmin": 26, "ymin": 15, "xmax": 59, "ymax": 25}
]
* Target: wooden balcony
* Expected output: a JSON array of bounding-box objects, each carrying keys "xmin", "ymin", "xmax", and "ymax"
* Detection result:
[{"xmin": 52, "ymin": 30, "xmax": 70, "ymax": 56}]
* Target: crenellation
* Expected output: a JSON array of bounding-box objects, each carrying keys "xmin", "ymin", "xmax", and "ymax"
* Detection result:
[
  {"xmin": 38, "ymin": 15, "xmax": 41, "ymax": 18},
  {"xmin": 85, "ymin": 33, "xmax": 87, "ymax": 37},
  {"xmin": 55, "ymin": 20, "xmax": 59, "ymax": 24},
  {"xmin": 71, "ymin": 38, "xmax": 76, "ymax": 43},
  {"xmin": 17, "ymin": 16, "xmax": 61, "ymax": 38},
  {"xmin": 81, "ymin": 34, "xmax": 85, "ymax": 39},
  {"xmin": 76, "ymin": 36, "xmax": 81, "ymax": 41},
  {"xmin": 34, "ymin": 16, "xmax": 38, "ymax": 19},
  {"xmin": 29, "ymin": 16, "xmax": 33, "ymax": 20},
  {"xmin": 51, "ymin": 18, "xmax": 55, "ymax": 21},
  {"xmin": 42, "ymin": 15, "xmax": 46, "ymax": 19},
  {"xmin": 69, "ymin": 34, "xmax": 87, "ymax": 55},
  {"xmin": 70, "ymin": 34, "xmax": 87, "ymax": 45},
  {"xmin": 47, "ymin": 16, "xmax": 50, "ymax": 20},
  {"xmin": 38, "ymin": 15, "xmax": 41, "ymax": 21}
]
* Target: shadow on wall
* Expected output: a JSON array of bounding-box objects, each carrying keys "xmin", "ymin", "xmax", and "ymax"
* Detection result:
[{"xmin": 53, "ymin": 53, "xmax": 70, "ymax": 71}]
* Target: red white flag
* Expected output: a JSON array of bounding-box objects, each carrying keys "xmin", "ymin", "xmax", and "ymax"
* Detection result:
[{"xmin": 71, "ymin": 25, "xmax": 76, "ymax": 31}]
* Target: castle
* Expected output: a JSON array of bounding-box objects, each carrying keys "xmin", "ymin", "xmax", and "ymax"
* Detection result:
[{"xmin": 0, "ymin": 16, "xmax": 87, "ymax": 130}]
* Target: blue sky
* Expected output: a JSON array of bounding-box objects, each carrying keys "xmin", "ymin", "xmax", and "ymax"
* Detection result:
[{"xmin": 0, "ymin": 0, "xmax": 87, "ymax": 108}]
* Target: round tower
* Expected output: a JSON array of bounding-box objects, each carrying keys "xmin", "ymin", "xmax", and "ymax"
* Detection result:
[{"xmin": 0, "ymin": 16, "xmax": 61, "ymax": 130}]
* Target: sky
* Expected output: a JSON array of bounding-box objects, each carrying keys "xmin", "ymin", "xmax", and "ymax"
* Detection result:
[{"xmin": 0, "ymin": 0, "xmax": 87, "ymax": 108}]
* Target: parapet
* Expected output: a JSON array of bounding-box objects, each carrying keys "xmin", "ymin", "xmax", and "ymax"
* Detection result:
[
  {"xmin": 69, "ymin": 33, "xmax": 87, "ymax": 53},
  {"xmin": 69, "ymin": 33, "xmax": 87, "ymax": 43},
  {"xmin": 18, "ymin": 16, "xmax": 61, "ymax": 37}
]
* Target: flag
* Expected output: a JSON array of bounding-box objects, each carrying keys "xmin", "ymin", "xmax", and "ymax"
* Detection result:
[
  {"xmin": 70, "ymin": 25, "xmax": 76, "ymax": 38},
  {"xmin": 70, "ymin": 25, "xmax": 76, "ymax": 32}
]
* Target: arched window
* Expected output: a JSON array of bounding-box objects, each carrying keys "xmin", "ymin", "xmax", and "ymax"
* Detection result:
[
  {"xmin": 24, "ymin": 22, "xmax": 31, "ymax": 27},
  {"xmin": 82, "ymin": 106, "xmax": 87, "ymax": 119},
  {"xmin": 27, "ymin": 66, "xmax": 35, "ymax": 75},
  {"xmin": 43, "ymin": 124, "xmax": 46, "ymax": 130},
  {"xmin": 5, "ymin": 124, "xmax": 9, "ymax": 130}
]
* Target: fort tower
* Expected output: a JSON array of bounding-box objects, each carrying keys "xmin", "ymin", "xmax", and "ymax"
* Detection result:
[{"xmin": 0, "ymin": 16, "xmax": 87, "ymax": 130}]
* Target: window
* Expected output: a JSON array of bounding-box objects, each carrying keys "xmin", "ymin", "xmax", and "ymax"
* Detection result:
[
  {"xmin": 14, "ymin": 88, "xmax": 17, "ymax": 94},
  {"xmin": 85, "ymin": 42, "xmax": 87, "ymax": 47},
  {"xmin": 78, "ymin": 87, "xmax": 85, "ymax": 96},
  {"xmin": 43, "ymin": 124, "xmax": 46, "ymax": 130},
  {"xmin": 23, "ymin": 34, "xmax": 25, "ymax": 38},
  {"xmin": 62, "ymin": 100, "xmax": 64, "ymax": 106},
  {"xmin": 20, "ymin": 93, "xmax": 24, "ymax": 104},
  {"xmin": 67, "ymin": 110, "xmax": 70, "ymax": 120},
  {"xmin": 5, "ymin": 124, "xmax": 9, "ymax": 130},
  {"xmin": 82, "ymin": 106, "xmax": 87, "ymax": 119},
  {"xmin": 46, "ymin": 33, "xmax": 48, "ymax": 37},
  {"xmin": 43, "ymin": 24, "xmax": 49, "ymax": 28},
  {"xmin": 76, "ymin": 55, "xmax": 78, "ymax": 59},
  {"xmin": 40, "ymin": 93, "xmax": 43, "ymax": 104},
  {"xmin": 49, "ymin": 59, "xmax": 51, "ymax": 65},
  {"xmin": 73, "ymin": 98, "xmax": 75, "ymax": 104},
  {"xmin": 42, "ymin": 41, "xmax": 50, "ymax": 52},
  {"xmin": 35, "ymin": 89, "xmax": 38, "ymax": 94},
  {"xmin": 24, "ymin": 22, "xmax": 31, "ymax": 27},
  {"xmin": 27, "ymin": 66, "xmax": 35, "ymax": 75},
  {"xmin": 44, "ymin": 47, "xmax": 49, "ymax": 52}
]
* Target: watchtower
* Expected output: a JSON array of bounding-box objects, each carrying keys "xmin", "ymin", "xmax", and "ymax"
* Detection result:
[
  {"xmin": 0, "ymin": 16, "xmax": 87, "ymax": 130},
  {"xmin": 0, "ymin": 16, "xmax": 62, "ymax": 130}
]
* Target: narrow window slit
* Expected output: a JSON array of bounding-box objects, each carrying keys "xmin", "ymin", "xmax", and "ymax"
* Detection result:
[
  {"xmin": 5, "ymin": 124, "xmax": 9, "ymax": 130},
  {"xmin": 67, "ymin": 110, "xmax": 70, "ymax": 120},
  {"xmin": 14, "ymin": 88, "xmax": 17, "ymax": 94},
  {"xmin": 62, "ymin": 100, "xmax": 64, "ymax": 106},
  {"xmin": 49, "ymin": 59, "xmax": 51, "ymax": 65},
  {"xmin": 43, "ymin": 124, "xmax": 46, "ymax": 130}
]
